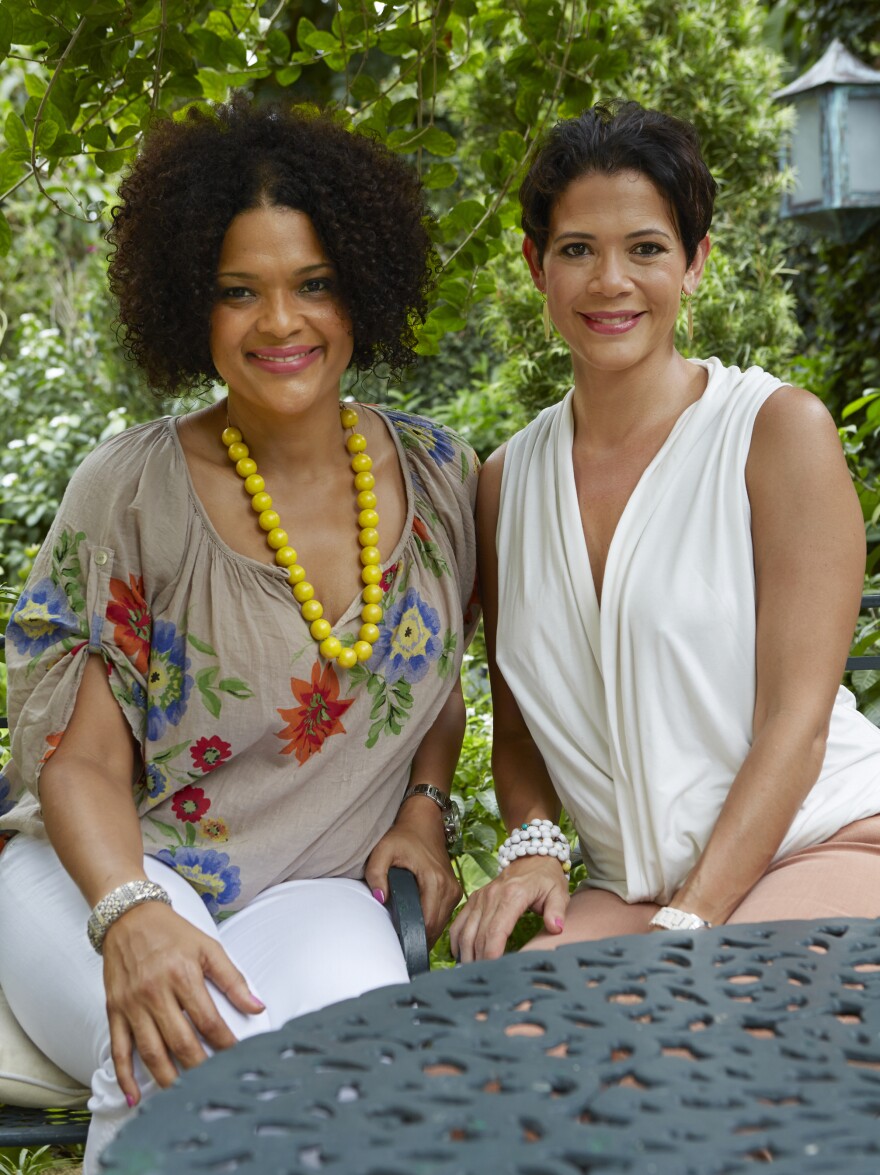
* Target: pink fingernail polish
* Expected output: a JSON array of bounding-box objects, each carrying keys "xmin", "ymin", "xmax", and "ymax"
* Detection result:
[
  {"xmin": 252, "ymin": 996, "xmax": 266, "ymax": 1010},
  {"xmin": 372, "ymin": 888, "xmax": 385, "ymax": 904},
  {"xmin": 126, "ymin": 1093, "xmax": 136, "ymax": 1108},
  {"xmin": 555, "ymin": 917, "xmax": 565, "ymax": 930}
]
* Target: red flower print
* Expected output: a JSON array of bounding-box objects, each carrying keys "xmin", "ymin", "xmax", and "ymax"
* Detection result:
[
  {"xmin": 412, "ymin": 516, "xmax": 431, "ymax": 543},
  {"xmin": 190, "ymin": 736, "xmax": 232, "ymax": 773},
  {"xmin": 380, "ymin": 562, "xmax": 399, "ymax": 594},
  {"xmin": 172, "ymin": 785, "xmax": 211, "ymax": 823},
  {"xmin": 276, "ymin": 660, "xmax": 355, "ymax": 765},
  {"xmin": 106, "ymin": 575, "xmax": 151, "ymax": 675}
]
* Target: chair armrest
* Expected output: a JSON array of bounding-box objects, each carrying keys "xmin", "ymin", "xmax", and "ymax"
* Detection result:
[{"xmin": 387, "ymin": 866, "xmax": 429, "ymax": 976}]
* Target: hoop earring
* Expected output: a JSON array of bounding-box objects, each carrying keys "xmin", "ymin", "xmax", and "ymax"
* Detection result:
[
  {"xmin": 682, "ymin": 292, "xmax": 694, "ymax": 342},
  {"xmin": 542, "ymin": 296, "xmax": 552, "ymax": 342}
]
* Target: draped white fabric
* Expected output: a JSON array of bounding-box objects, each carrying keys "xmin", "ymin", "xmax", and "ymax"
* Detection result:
[{"xmin": 496, "ymin": 357, "xmax": 880, "ymax": 904}]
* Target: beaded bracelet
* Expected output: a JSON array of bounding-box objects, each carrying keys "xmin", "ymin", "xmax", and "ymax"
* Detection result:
[{"xmin": 498, "ymin": 818, "xmax": 572, "ymax": 874}]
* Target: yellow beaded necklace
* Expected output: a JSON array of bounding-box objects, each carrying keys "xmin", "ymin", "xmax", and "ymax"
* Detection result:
[{"xmin": 221, "ymin": 404, "xmax": 383, "ymax": 668}]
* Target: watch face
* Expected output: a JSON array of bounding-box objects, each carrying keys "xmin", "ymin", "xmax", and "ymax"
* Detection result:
[{"xmin": 444, "ymin": 801, "xmax": 462, "ymax": 848}]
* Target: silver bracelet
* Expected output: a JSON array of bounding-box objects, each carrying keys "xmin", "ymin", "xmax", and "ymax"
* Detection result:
[
  {"xmin": 86, "ymin": 879, "xmax": 172, "ymax": 954},
  {"xmin": 498, "ymin": 818, "xmax": 572, "ymax": 874},
  {"xmin": 648, "ymin": 906, "xmax": 712, "ymax": 931}
]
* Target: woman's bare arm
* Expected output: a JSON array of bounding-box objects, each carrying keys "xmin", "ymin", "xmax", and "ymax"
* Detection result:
[
  {"xmin": 39, "ymin": 655, "xmax": 263, "ymax": 1103},
  {"xmin": 671, "ymin": 387, "xmax": 865, "ymax": 924}
]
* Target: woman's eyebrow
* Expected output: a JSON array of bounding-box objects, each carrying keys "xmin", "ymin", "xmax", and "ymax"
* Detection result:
[
  {"xmin": 216, "ymin": 262, "xmax": 336, "ymax": 280},
  {"xmin": 552, "ymin": 227, "xmax": 674, "ymax": 244}
]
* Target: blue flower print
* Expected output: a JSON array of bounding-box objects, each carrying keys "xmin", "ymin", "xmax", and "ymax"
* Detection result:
[
  {"xmin": 0, "ymin": 773, "xmax": 13, "ymax": 819},
  {"xmin": 385, "ymin": 411, "xmax": 456, "ymax": 466},
  {"xmin": 373, "ymin": 587, "xmax": 442, "ymax": 684},
  {"xmin": 146, "ymin": 620, "xmax": 193, "ymax": 741},
  {"xmin": 132, "ymin": 682, "xmax": 147, "ymax": 713},
  {"xmin": 6, "ymin": 577, "xmax": 81, "ymax": 657},
  {"xmin": 155, "ymin": 846, "xmax": 241, "ymax": 915},
  {"xmin": 145, "ymin": 762, "xmax": 172, "ymax": 800}
]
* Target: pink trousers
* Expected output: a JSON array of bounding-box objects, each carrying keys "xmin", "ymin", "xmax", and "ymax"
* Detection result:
[{"xmin": 523, "ymin": 814, "xmax": 880, "ymax": 951}]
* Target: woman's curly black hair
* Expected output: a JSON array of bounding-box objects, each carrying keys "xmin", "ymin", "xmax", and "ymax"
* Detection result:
[{"xmin": 108, "ymin": 94, "xmax": 437, "ymax": 394}]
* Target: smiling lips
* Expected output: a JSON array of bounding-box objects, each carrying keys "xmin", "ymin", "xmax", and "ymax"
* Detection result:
[
  {"xmin": 580, "ymin": 310, "xmax": 645, "ymax": 335},
  {"xmin": 247, "ymin": 345, "xmax": 322, "ymax": 373}
]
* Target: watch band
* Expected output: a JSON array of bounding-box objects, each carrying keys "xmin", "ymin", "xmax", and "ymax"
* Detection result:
[
  {"xmin": 401, "ymin": 783, "xmax": 460, "ymax": 849},
  {"xmin": 648, "ymin": 906, "xmax": 712, "ymax": 931},
  {"xmin": 87, "ymin": 879, "xmax": 172, "ymax": 954}
]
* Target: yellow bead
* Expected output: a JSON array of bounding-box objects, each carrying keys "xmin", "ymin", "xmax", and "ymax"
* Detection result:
[
  {"xmin": 227, "ymin": 441, "xmax": 249, "ymax": 462},
  {"xmin": 359, "ymin": 623, "xmax": 380, "ymax": 644},
  {"xmin": 353, "ymin": 640, "xmax": 374, "ymax": 661},
  {"xmin": 259, "ymin": 510, "xmax": 280, "ymax": 532},
  {"xmin": 360, "ymin": 546, "xmax": 380, "ymax": 566},
  {"xmin": 319, "ymin": 636, "xmax": 343, "ymax": 660},
  {"xmin": 358, "ymin": 528, "xmax": 380, "ymax": 548},
  {"xmin": 310, "ymin": 619, "xmax": 332, "ymax": 641},
  {"xmin": 275, "ymin": 546, "xmax": 298, "ymax": 567},
  {"xmin": 340, "ymin": 406, "xmax": 359, "ymax": 428},
  {"xmin": 266, "ymin": 528, "xmax": 289, "ymax": 550},
  {"xmin": 358, "ymin": 509, "xmax": 379, "ymax": 529},
  {"xmin": 221, "ymin": 426, "xmax": 242, "ymax": 446},
  {"xmin": 302, "ymin": 599, "xmax": 324, "ymax": 622},
  {"xmin": 357, "ymin": 490, "xmax": 377, "ymax": 510},
  {"xmin": 251, "ymin": 491, "xmax": 273, "ymax": 512},
  {"xmin": 337, "ymin": 647, "xmax": 358, "ymax": 669},
  {"xmin": 244, "ymin": 473, "xmax": 265, "ymax": 495},
  {"xmin": 236, "ymin": 457, "xmax": 257, "ymax": 478},
  {"xmin": 362, "ymin": 565, "xmax": 382, "ymax": 584},
  {"xmin": 362, "ymin": 584, "xmax": 383, "ymax": 604},
  {"xmin": 288, "ymin": 564, "xmax": 306, "ymax": 584},
  {"xmin": 354, "ymin": 471, "xmax": 375, "ymax": 492},
  {"xmin": 346, "ymin": 433, "xmax": 367, "ymax": 454},
  {"xmin": 293, "ymin": 581, "xmax": 314, "ymax": 603},
  {"xmin": 351, "ymin": 453, "xmax": 372, "ymax": 473},
  {"xmin": 361, "ymin": 603, "xmax": 383, "ymax": 624}
]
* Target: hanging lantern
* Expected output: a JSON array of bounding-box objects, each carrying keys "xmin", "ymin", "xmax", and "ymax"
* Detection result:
[{"xmin": 774, "ymin": 39, "xmax": 880, "ymax": 241}]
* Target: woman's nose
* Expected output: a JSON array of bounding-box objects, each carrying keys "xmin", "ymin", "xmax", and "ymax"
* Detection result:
[
  {"xmin": 257, "ymin": 293, "xmax": 302, "ymax": 337},
  {"xmin": 590, "ymin": 252, "xmax": 632, "ymax": 295}
]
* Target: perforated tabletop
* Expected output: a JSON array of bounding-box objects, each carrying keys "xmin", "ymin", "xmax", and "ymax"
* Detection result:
[{"xmin": 101, "ymin": 919, "xmax": 880, "ymax": 1174}]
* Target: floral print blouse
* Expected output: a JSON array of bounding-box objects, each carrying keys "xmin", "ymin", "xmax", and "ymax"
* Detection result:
[{"xmin": 1, "ymin": 408, "xmax": 479, "ymax": 917}]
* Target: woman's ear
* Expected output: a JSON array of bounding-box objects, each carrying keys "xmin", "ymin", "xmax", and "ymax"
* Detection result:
[
  {"xmin": 522, "ymin": 237, "xmax": 546, "ymax": 292},
  {"xmin": 683, "ymin": 234, "xmax": 711, "ymax": 296}
]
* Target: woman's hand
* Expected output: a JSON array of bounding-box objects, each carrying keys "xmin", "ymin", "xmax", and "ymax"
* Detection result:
[
  {"xmin": 365, "ymin": 807, "xmax": 462, "ymax": 948},
  {"xmin": 102, "ymin": 900, "xmax": 265, "ymax": 1105},
  {"xmin": 449, "ymin": 856, "xmax": 570, "ymax": 963}
]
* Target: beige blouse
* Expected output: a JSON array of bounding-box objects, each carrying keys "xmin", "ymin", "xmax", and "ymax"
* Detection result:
[{"xmin": 1, "ymin": 407, "xmax": 479, "ymax": 917}]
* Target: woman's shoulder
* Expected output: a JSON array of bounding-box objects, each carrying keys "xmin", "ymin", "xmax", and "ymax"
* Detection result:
[
  {"xmin": 374, "ymin": 405, "xmax": 478, "ymax": 475},
  {"xmin": 66, "ymin": 416, "xmax": 177, "ymax": 492}
]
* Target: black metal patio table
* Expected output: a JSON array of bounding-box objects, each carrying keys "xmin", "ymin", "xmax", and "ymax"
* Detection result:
[{"xmin": 101, "ymin": 918, "xmax": 880, "ymax": 1175}]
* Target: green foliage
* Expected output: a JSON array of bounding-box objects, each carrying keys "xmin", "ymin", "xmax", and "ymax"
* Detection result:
[
  {"xmin": 763, "ymin": 1, "xmax": 880, "ymax": 419},
  {"xmin": 0, "ymin": 1147, "xmax": 80, "ymax": 1174}
]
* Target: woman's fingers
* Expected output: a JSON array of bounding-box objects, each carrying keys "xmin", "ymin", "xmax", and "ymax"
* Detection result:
[
  {"xmin": 451, "ymin": 859, "xmax": 570, "ymax": 962},
  {"xmin": 108, "ymin": 1009, "xmax": 139, "ymax": 1106},
  {"xmin": 201, "ymin": 938, "xmax": 265, "ymax": 1023}
]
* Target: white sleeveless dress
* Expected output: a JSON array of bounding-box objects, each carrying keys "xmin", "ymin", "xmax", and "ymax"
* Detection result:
[{"xmin": 496, "ymin": 357, "xmax": 880, "ymax": 904}]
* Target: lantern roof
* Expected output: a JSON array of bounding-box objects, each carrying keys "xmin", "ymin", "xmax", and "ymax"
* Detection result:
[{"xmin": 774, "ymin": 39, "xmax": 880, "ymax": 100}]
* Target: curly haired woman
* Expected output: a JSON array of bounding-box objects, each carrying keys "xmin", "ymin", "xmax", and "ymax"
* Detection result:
[{"xmin": 0, "ymin": 95, "xmax": 478, "ymax": 1172}]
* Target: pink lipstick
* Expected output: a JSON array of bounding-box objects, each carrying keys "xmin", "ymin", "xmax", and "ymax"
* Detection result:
[
  {"xmin": 247, "ymin": 345, "xmax": 321, "ymax": 373},
  {"xmin": 579, "ymin": 311, "xmax": 645, "ymax": 335}
]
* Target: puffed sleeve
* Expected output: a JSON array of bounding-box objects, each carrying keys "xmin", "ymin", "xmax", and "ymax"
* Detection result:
[
  {"xmin": 5, "ymin": 426, "xmax": 164, "ymax": 800},
  {"xmin": 380, "ymin": 409, "xmax": 481, "ymax": 646}
]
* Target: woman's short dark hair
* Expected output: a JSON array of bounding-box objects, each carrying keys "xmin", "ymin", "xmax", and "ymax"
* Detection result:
[
  {"xmin": 108, "ymin": 94, "xmax": 436, "ymax": 394},
  {"xmin": 519, "ymin": 100, "xmax": 717, "ymax": 265}
]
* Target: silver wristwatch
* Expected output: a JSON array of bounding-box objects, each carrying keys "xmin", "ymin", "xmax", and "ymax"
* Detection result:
[
  {"xmin": 649, "ymin": 906, "xmax": 712, "ymax": 931},
  {"xmin": 401, "ymin": 783, "xmax": 461, "ymax": 850}
]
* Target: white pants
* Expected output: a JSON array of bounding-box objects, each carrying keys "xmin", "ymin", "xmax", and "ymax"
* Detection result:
[{"xmin": 0, "ymin": 835, "xmax": 409, "ymax": 1173}]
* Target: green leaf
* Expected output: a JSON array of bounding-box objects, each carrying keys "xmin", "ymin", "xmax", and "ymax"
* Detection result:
[
  {"xmin": 188, "ymin": 633, "xmax": 218, "ymax": 656},
  {"xmin": 0, "ymin": 209, "xmax": 11, "ymax": 257},
  {"xmin": 0, "ymin": 6, "xmax": 13, "ymax": 62},
  {"xmin": 196, "ymin": 665, "xmax": 219, "ymax": 687},
  {"xmin": 218, "ymin": 677, "xmax": 255, "ymax": 698},
  {"xmin": 4, "ymin": 113, "xmax": 29, "ymax": 157},
  {"xmin": 423, "ymin": 162, "xmax": 457, "ymax": 190},
  {"xmin": 275, "ymin": 64, "xmax": 302, "ymax": 87},
  {"xmin": 296, "ymin": 15, "xmax": 318, "ymax": 51},
  {"xmin": 151, "ymin": 740, "xmax": 190, "ymax": 764},
  {"xmin": 35, "ymin": 119, "xmax": 58, "ymax": 151},
  {"xmin": 0, "ymin": 150, "xmax": 26, "ymax": 195},
  {"xmin": 200, "ymin": 687, "xmax": 222, "ymax": 719},
  {"xmin": 420, "ymin": 126, "xmax": 457, "ymax": 157}
]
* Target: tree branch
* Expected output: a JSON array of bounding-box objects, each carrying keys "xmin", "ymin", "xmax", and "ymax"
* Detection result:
[
  {"xmin": 151, "ymin": 0, "xmax": 167, "ymax": 113},
  {"xmin": 29, "ymin": 15, "xmax": 89, "ymax": 221}
]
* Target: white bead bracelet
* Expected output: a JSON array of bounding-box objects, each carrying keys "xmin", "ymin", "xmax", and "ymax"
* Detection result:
[{"xmin": 498, "ymin": 818, "xmax": 572, "ymax": 874}]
